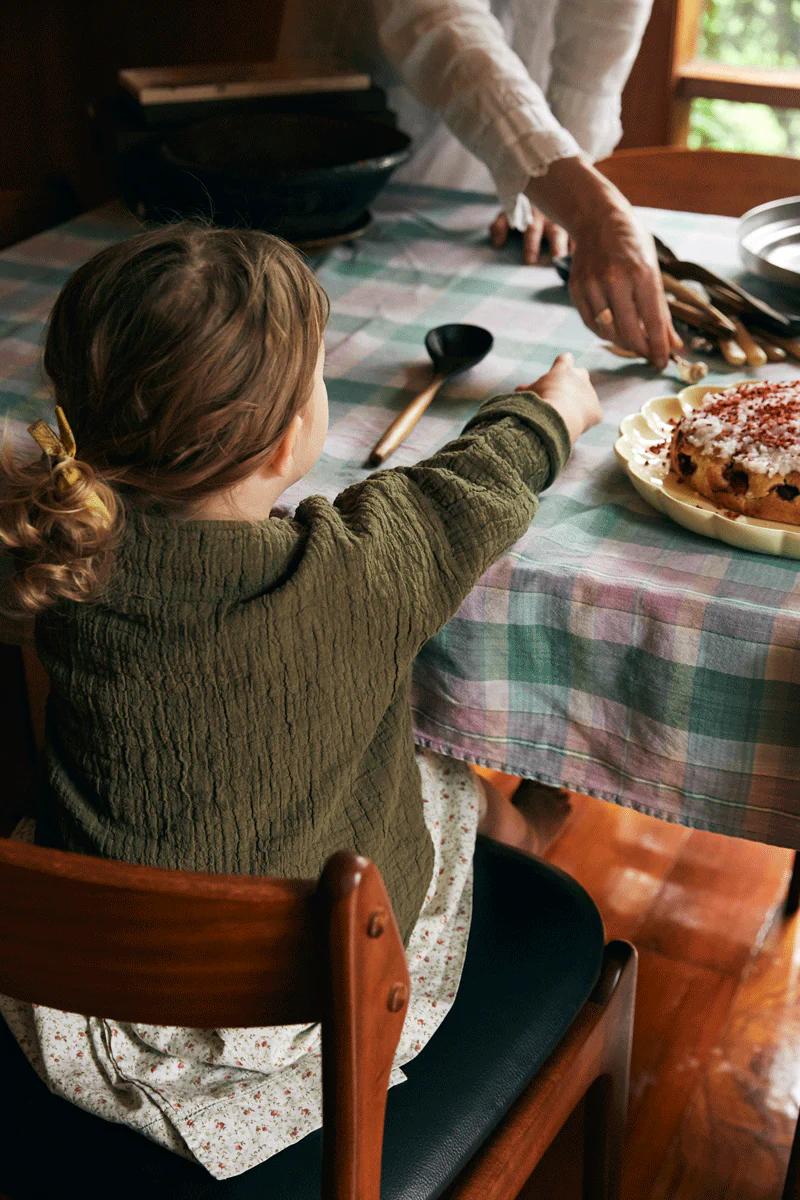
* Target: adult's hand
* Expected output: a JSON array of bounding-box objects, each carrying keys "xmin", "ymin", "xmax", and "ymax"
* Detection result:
[
  {"xmin": 568, "ymin": 202, "xmax": 681, "ymax": 370},
  {"xmin": 523, "ymin": 157, "xmax": 681, "ymax": 370},
  {"xmin": 489, "ymin": 208, "xmax": 569, "ymax": 264}
]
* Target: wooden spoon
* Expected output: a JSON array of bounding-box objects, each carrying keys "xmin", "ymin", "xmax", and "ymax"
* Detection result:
[{"xmin": 368, "ymin": 324, "xmax": 493, "ymax": 466}]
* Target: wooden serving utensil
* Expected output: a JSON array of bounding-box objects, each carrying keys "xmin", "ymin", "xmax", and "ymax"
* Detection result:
[
  {"xmin": 666, "ymin": 298, "xmax": 734, "ymax": 338},
  {"xmin": 717, "ymin": 336, "xmax": 748, "ymax": 367},
  {"xmin": 368, "ymin": 324, "xmax": 493, "ymax": 466},
  {"xmin": 754, "ymin": 338, "xmax": 787, "ymax": 362},
  {"xmin": 654, "ymin": 235, "xmax": 800, "ymax": 335},
  {"xmin": 754, "ymin": 331, "xmax": 800, "ymax": 362},
  {"xmin": 660, "ymin": 272, "xmax": 737, "ymax": 334},
  {"xmin": 729, "ymin": 318, "xmax": 768, "ymax": 367}
]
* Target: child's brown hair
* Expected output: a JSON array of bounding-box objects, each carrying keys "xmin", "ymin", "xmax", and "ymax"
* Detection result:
[{"xmin": 0, "ymin": 223, "xmax": 329, "ymax": 616}]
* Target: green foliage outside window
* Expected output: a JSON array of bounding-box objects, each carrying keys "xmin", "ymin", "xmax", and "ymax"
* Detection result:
[{"xmin": 688, "ymin": 0, "xmax": 800, "ymax": 154}]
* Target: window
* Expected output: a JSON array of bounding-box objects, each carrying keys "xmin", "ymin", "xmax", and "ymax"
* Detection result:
[{"xmin": 683, "ymin": 0, "xmax": 800, "ymax": 153}]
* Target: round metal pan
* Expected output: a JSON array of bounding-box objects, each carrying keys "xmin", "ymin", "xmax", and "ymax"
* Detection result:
[{"xmin": 739, "ymin": 196, "xmax": 800, "ymax": 291}]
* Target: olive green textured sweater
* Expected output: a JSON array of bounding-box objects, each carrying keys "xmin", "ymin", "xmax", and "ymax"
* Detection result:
[{"xmin": 35, "ymin": 393, "xmax": 570, "ymax": 942}]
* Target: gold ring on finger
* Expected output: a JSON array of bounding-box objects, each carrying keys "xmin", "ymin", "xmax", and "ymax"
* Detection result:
[{"xmin": 594, "ymin": 307, "xmax": 614, "ymax": 326}]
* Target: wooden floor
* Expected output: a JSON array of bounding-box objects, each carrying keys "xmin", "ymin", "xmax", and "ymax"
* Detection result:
[{"xmin": 526, "ymin": 787, "xmax": 800, "ymax": 1200}]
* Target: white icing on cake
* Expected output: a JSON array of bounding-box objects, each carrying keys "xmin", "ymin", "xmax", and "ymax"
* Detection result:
[{"xmin": 680, "ymin": 380, "xmax": 800, "ymax": 477}]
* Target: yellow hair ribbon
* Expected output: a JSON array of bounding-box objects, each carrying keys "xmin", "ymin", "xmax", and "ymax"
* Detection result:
[{"xmin": 28, "ymin": 406, "xmax": 111, "ymax": 521}]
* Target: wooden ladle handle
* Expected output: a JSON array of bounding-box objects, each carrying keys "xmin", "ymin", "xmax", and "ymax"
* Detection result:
[{"xmin": 368, "ymin": 374, "xmax": 446, "ymax": 466}]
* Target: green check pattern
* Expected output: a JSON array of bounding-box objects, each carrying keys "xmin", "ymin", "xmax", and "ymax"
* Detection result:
[{"xmin": 1, "ymin": 185, "xmax": 798, "ymax": 848}]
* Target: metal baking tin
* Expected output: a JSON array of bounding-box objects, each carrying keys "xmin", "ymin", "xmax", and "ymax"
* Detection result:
[{"xmin": 739, "ymin": 196, "xmax": 800, "ymax": 291}]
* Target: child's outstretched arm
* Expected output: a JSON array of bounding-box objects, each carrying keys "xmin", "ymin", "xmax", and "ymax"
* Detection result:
[{"xmin": 311, "ymin": 353, "xmax": 600, "ymax": 656}]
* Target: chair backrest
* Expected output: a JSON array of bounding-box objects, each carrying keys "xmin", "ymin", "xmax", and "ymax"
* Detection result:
[
  {"xmin": 597, "ymin": 147, "xmax": 800, "ymax": 217},
  {"xmin": 0, "ymin": 837, "xmax": 410, "ymax": 1200}
]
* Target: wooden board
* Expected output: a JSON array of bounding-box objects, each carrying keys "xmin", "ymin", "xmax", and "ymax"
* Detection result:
[{"xmin": 119, "ymin": 60, "xmax": 372, "ymax": 107}]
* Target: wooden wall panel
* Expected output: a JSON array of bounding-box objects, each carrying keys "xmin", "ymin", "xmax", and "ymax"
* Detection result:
[
  {"xmin": 0, "ymin": 0, "xmax": 286, "ymax": 244},
  {"xmin": 620, "ymin": 0, "xmax": 703, "ymax": 148}
]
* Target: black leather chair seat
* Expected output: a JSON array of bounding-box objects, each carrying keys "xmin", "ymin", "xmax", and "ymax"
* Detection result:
[{"xmin": 2, "ymin": 838, "xmax": 605, "ymax": 1200}]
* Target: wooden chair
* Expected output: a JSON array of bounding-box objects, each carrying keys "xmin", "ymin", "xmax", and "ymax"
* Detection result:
[
  {"xmin": 597, "ymin": 146, "xmax": 800, "ymax": 218},
  {"xmin": 0, "ymin": 834, "xmax": 636, "ymax": 1200}
]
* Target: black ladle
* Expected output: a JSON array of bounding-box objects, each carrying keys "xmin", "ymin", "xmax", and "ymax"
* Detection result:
[{"xmin": 368, "ymin": 323, "xmax": 494, "ymax": 466}]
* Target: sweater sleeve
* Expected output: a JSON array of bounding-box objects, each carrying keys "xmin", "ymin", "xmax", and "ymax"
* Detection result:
[{"xmin": 308, "ymin": 391, "xmax": 570, "ymax": 657}]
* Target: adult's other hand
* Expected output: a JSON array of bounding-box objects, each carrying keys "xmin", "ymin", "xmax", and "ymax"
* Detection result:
[{"xmin": 489, "ymin": 208, "xmax": 569, "ymax": 264}]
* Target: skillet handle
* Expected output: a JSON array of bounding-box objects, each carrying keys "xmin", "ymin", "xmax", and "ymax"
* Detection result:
[{"xmin": 368, "ymin": 373, "xmax": 446, "ymax": 466}]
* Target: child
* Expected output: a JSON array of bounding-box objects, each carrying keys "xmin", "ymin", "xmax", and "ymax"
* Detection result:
[{"xmin": 0, "ymin": 224, "xmax": 600, "ymax": 1179}]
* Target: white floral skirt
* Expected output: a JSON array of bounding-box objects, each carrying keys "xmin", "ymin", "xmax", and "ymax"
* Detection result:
[{"xmin": 0, "ymin": 750, "xmax": 480, "ymax": 1180}]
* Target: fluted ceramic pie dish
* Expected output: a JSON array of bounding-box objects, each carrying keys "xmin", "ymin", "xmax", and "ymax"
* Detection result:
[{"xmin": 614, "ymin": 381, "xmax": 800, "ymax": 558}]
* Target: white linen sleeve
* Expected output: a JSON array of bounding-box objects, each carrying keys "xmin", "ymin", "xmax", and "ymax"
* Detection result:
[
  {"xmin": 547, "ymin": 0, "xmax": 652, "ymax": 161},
  {"xmin": 372, "ymin": 0, "xmax": 581, "ymax": 230}
]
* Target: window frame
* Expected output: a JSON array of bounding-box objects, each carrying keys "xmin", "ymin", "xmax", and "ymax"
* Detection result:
[{"xmin": 620, "ymin": 0, "xmax": 800, "ymax": 147}]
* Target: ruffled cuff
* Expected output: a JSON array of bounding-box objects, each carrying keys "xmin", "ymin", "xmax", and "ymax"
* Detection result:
[{"xmin": 486, "ymin": 122, "xmax": 582, "ymax": 232}]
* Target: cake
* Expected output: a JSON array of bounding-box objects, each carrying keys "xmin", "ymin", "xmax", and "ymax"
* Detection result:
[{"xmin": 669, "ymin": 379, "xmax": 800, "ymax": 524}]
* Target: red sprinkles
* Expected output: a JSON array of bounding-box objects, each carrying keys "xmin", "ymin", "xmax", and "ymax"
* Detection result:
[{"xmin": 698, "ymin": 380, "xmax": 800, "ymax": 453}]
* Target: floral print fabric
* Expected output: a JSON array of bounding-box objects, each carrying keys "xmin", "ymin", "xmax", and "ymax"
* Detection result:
[{"xmin": 0, "ymin": 750, "xmax": 479, "ymax": 1180}]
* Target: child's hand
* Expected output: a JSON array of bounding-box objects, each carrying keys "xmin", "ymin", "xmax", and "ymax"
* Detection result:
[{"xmin": 516, "ymin": 352, "xmax": 601, "ymax": 444}]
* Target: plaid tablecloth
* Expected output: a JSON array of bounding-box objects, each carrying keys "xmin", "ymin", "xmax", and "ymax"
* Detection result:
[{"xmin": 1, "ymin": 185, "xmax": 799, "ymax": 848}]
